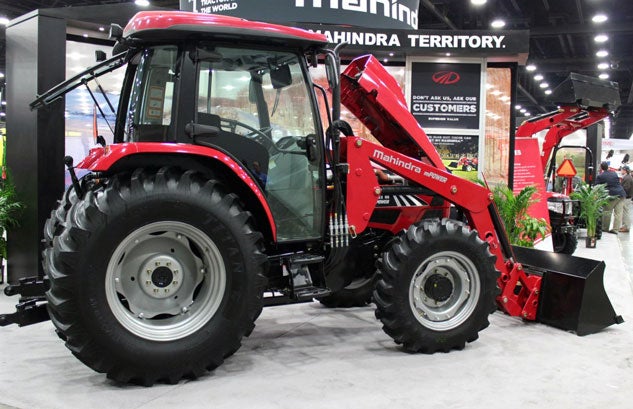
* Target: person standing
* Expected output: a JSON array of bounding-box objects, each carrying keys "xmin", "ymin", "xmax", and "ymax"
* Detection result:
[
  {"xmin": 596, "ymin": 161, "xmax": 626, "ymax": 233},
  {"xmin": 619, "ymin": 165, "xmax": 633, "ymax": 232}
]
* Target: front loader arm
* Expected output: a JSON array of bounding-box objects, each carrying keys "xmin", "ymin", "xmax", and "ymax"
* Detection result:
[
  {"xmin": 343, "ymin": 136, "xmax": 541, "ymax": 319},
  {"xmin": 516, "ymin": 106, "xmax": 610, "ymax": 170}
]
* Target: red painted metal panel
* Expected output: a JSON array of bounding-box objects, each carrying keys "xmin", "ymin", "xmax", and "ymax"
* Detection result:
[
  {"xmin": 76, "ymin": 143, "xmax": 277, "ymax": 240},
  {"xmin": 123, "ymin": 11, "xmax": 328, "ymax": 44}
]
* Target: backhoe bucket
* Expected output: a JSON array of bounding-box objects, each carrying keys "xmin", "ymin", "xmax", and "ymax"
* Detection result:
[
  {"xmin": 550, "ymin": 72, "xmax": 621, "ymax": 110},
  {"xmin": 512, "ymin": 246, "xmax": 623, "ymax": 335}
]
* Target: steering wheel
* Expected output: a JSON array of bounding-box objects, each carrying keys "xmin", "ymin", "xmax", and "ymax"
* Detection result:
[{"xmin": 221, "ymin": 118, "xmax": 277, "ymax": 152}]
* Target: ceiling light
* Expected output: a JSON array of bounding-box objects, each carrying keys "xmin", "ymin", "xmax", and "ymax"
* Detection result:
[
  {"xmin": 544, "ymin": 89, "xmax": 552, "ymax": 95},
  {"xmin": 599, "ymin": 73, "xmax": 610, "ymax": 79},
  {"xmin": 490, "ymin": 19, "xmax": 506, "ymax": 28},
  {"xmin": 525, "ymin": 112, "xmax": 531, "ymax": 116},
  {"xmin": 0, "ymin": 72, "xmax": 4, "ymax": 78},
  {"xmin": 596, "ymin": 50, "xmax": 609, "ymax": 57},
  {"xmin": 471, "ymin": 0, "xmax": 487, "ymax": 5},
  {"xmin": 445, "ymin": 53, "xmax": 451, "ymax": 56},
  {"xmin": 383, "ymin": 58, "xmax": 389, "ymax": 63},
  {"xmin": 594, "ymin": 34, "xmax": 609, "ymax": 43},
  {"xmin": 515, "ymin": 105, "xmax": 522, "ymax": 110},
  {"xmin": 597, "ymin": 62, "xmax": 609, "ymax": 70},
  {"xmin": 592, "ymin": 13, "xmax": 608, "ymax": 23},
  {"xmin": 526, "ymin": 64, "xmax": 536, "ymax": 72},
  {"xmin": 135, "ymin": 0, "xmax": 150, "ymax": 6},
  {"xmin": 534, "ymin": 74, "xmax": 544, "ymax": 81},
  {"xmin": 520, "ymin": 108, "xmax": 527, "ymax": 113},
  {"xmin": 99, "ymin": 27, "xmax": 105, "ymax": 32},
  {"xmin": 539, "ymin": 82, "xmax": 549, "ymax": 88},
  {"xmin": 0, "ymin": 17, "xmax": 9, "ymax": 26},
  {"xmin": 389, "ymin": 52, "xmax": 394, "ymax": 57}
]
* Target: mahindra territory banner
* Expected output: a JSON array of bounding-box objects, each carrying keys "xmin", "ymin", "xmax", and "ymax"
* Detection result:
[
  {"xmin": 180, "ymin": 0, "xmax": 420, "ymax": 29},
  {"xmin": 410, "ymin": 62, "xmax": 481, "ymax": 130}
]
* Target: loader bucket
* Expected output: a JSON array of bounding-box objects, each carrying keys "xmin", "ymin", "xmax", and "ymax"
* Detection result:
[
  {"xmin": 512, "ymin": 246, "xmax": 623, "ymax": 335},
  {"xmin": 549, "ymin": 72, "xmax": 621, "ymax": 110}
]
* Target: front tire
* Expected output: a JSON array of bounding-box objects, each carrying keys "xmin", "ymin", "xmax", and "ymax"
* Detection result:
[
  {"xmin": 374, "ymin": 219, "xmax": 497, "ymax": 353},
  {"xmin": 552, "ymin": 230, "xmax": 578, "ymax": 254},
  {"xmin": 44, "ymin": 167, "xmax": 267, "ymax": 385}
]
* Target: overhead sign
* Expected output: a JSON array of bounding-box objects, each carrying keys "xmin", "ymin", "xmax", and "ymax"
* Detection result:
[
  {"xmin": 410, "ymin": 62, "xmax": 481, "ymax": 130},
  {"xmin": 556, "ymin": 159, "xmax": 577, "ymax": 177},
  {"xmin": 181, "ymin": 0, "xmax": 420, "ymax": 29},
  {"xmin": 297, "ymin": 25, "xmax": 529, "ymax": 57}
]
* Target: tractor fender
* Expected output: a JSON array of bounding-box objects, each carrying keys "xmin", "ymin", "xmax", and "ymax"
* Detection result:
[{"xmin": 77, "ymin": 143, "xmax": 277, "ymax": 241}]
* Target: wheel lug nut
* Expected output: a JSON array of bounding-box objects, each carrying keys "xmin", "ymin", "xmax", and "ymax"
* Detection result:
[
  {"xmin": 181, "ymin": 307, "xmax": 189, "ymax": 314},
  {"xmin": 173, "ymin": 281, "xmax": 178, "ymax": 285},
  {"xmin": 146, "ymin": 280, "xmax": 151, "ymax": 285},
  {"xmin": 138, "ymin": 313, "xmax": 145, "ymax": 319}
]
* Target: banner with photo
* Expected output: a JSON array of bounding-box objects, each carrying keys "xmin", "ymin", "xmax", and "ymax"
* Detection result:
[{"xmin": 429, "ymin": 134, "xmax": 479, "ymax": 181}]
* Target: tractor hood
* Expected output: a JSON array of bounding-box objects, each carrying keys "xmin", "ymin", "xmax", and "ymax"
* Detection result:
[{"xmin": 340, "ymin": 55, "xmax": 445, "ymax": 169}]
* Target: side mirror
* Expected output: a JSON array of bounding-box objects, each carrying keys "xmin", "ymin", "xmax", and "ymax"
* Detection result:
[
  {"xmin": 95, "ymin": 50, "xmax": 107, "ymax": 62},
  {"xmin": 271, "ymin": 65, "xmax": 292, "ymax": 89}
]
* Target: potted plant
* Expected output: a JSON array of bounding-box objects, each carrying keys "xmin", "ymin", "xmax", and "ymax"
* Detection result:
[
  {"xmin": 491, "ymin": 184, "xmax": 550, "ymax": 248},
  {"xmin": 0, "ymin": 173, "xmax": 23, "ymax": 281},
  {"xmin": 570, "ymin": 182, "xmax": 611, "ymax": 248}
]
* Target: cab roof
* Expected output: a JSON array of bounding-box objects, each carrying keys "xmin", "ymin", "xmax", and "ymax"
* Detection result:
[{"xmin": 122, "ymin": 11, "xmax": 329, "ymax": 48}]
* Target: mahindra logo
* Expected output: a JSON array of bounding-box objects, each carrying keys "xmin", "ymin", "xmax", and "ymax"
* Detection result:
[{"xmin": 432, "ymin": 71, "xmax": 460, "ymax": 85}]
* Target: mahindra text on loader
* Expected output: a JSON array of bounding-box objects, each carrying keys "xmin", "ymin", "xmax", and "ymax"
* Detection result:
[{"xmin": 0, "ymin": 11, "xmax": 623, "ymax": 385}]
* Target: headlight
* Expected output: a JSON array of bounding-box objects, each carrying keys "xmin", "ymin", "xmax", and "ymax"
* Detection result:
[
  {"xmin": 565, "ymin": 201, "xmax": 575, "ymax": 215},
  {"xmin": 548, "ymin": 202, "xmax": 564, "ymax": 214},
  {"xmin": 548, "ymin": 200, "xmax": 574, "ymax": 216}
]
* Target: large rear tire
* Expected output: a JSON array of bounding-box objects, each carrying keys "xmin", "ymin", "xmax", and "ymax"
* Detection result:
[
  {"xmin": 44, "ymin": 167, "xmax": 267, "ymax": 385},
  {"xmin": 374, "ymin": 219, "xmax": 497, "ymax": 353}
]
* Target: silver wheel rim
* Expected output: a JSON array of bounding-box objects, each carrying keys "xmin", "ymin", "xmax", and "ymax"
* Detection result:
[
  {"xmin": 105, "ymin": 221, "xmax": 226, "ymax": 341},
  {"xmin": 409, "ymin": 250, "xmax": 480, "ymax": 331}
]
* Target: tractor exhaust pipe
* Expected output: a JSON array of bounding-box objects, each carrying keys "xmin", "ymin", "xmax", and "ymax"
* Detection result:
[{"xmin": 512, "ymin": 246, "xmax": 623, "ymax": 335}]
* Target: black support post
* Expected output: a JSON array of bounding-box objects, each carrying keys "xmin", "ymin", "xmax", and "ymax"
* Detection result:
[{"xmin": 5, "ymin": 12, "xmax": 66, "ymax": 283}]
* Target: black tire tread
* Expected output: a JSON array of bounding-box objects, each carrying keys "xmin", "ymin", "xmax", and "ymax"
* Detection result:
[
  {"xmin": 373, "ymin": 218, "xmax": 498, "ymax": 354},
  {"xmin": 44, "ymin": 167, "xmax": 267, "ymax": 385}
]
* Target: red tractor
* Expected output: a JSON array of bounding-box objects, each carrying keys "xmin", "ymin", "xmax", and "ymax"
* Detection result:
[
  {"xmin": 516, "ymin": 75, "xmax": 621, "ymax": 253},
  {"xmin": 1, "ymin": 11, "xmax": 622, "ymax": 385}
]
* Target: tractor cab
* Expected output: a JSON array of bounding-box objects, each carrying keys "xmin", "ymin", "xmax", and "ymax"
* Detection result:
[{"xmin": 118, "ymin": 44, "xmax": 327, "ymax": 241}]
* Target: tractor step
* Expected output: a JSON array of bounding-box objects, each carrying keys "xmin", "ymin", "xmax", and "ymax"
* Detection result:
[{"xmin": 294, "ymin": 286, "xmax": 331, "ymax": 300}]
